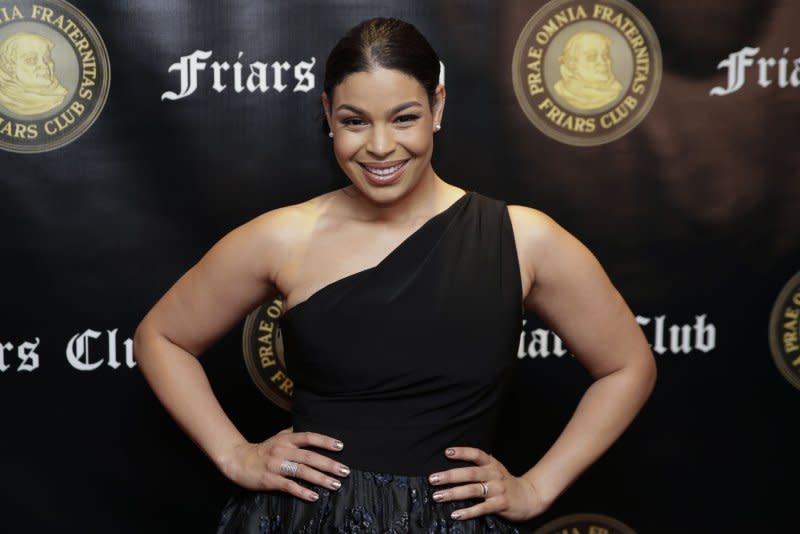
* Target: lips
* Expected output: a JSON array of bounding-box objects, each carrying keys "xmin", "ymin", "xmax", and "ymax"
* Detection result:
[{"xmin": 358, "ymin": 159, "xmax": 409, "ymax": 185}]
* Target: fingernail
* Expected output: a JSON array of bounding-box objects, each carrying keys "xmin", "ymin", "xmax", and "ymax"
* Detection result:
[
  {"xmin": 451, "ymin": 511, "xmax": 461, "ymax": 519},
  {"xmin": 309, "ymin": 491, "xmax": 319, "ymax": 501},
  {"xmin": 338, "ymin": 465, "xmax": 350, "ymax": 476},
  {"xmin": 331, "ymin": 480, "xmax": 341, "ymax": 489},
  {"xmin": 446, "ymin": 448, "xmax": 455, "ymax": 456},
  {"xmin": 333, "ymin": 440, "xmax": 344, "ymax": 450},
  {"xmin": 429, "ymin": 474, "xmax": 440, "ymax": 484},
  {"xmin": 433, "ymin": 491, "xmax": 444, "ymax": 501}
]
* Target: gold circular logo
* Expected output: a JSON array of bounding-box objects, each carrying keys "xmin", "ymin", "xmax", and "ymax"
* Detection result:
[
  {"xmin": 241, "ymin": 297, "xmax": 292, "ymax": 411},
  {"xmin": 0, "ymin": 0, "xmax": 110, "ymax": 153},
  {"xmin": 768, "ymin": 271, "xmax": 800, "ymax": 390},
  {"xmin": 534, "ymin": 513, "xmax": 637, "ymax": 534},
  {"xmin": 511, "ymin": 0, "xmax": 661, "ymax": 146}
]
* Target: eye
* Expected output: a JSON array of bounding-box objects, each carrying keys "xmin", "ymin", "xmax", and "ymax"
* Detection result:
[
  {"xmin": 340, "ymin": 116, "xmax": 366, "ymax": 127},
  {"xmin": 395, "ymin": 114, "xmax": 420, "ymax": 124}
]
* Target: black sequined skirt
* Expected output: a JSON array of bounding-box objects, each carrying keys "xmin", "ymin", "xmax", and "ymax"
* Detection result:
[{"xmin": 216, "ymin": 467, "xmax": 529, "ymax": 533}]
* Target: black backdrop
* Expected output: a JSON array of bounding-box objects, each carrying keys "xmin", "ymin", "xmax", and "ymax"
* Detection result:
[{"xmin": 1, "ymin": 1, "xmax": 799, "ymax": 532}]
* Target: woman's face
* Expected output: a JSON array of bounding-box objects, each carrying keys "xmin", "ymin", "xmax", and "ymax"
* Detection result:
[{"xmin": 323, "ymin": 67, "xmax": 444, "ymax": 205}]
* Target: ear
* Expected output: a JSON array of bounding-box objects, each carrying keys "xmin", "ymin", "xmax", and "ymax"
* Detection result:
[
  {"xmin": 432, "ymin": 83, "xmax": 446, "ymax": 129},
  {"xmin": 321, "ymin": 91, "xmax": 334, "ymax": 133}
]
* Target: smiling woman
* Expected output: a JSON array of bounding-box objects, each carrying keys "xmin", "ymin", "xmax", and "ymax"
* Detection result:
[{"xmin": 133, "ymin": 16, "xmax": 656, "ymax": 534}]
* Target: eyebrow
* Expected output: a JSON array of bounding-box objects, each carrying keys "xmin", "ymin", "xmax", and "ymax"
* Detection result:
[{"xmin": 335, "ymin": 101, "xmax": 422, "ymax": 115}]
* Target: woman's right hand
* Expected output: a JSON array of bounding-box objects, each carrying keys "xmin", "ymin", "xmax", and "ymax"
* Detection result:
[{"xmin": 219, "ymin": 426, "xmax": 351, "ymax": 502}]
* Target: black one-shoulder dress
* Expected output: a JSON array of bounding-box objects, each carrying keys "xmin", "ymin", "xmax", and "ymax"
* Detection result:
[{"xmin": 217, "ymin": 190, "xmax": 528, "ymax": 533}]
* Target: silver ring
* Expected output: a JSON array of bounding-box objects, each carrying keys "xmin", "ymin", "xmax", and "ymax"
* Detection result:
[
  {"xmin": 480, "ymin": 481, "xmax": 489, "ymax": 497},
  {"xmin": 279, "ymin": 460, "xmax": 299, "ymax": 477}
]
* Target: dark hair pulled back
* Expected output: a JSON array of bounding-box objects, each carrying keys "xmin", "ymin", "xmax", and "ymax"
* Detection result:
[{"xmin": 323, "ymin": 17, "xmax": 441, "ymax": 110}]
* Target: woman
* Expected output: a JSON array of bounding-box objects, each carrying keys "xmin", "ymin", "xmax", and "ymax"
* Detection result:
[{"xmin": 133, "ymin": 17, "xmax": 656, "ymax": 533}]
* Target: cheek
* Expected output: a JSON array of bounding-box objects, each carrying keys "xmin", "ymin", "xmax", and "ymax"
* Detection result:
[
  {"xmin": 332, "ymin": 135, "xmax": 363, "ymax": 163},
  {"xmin": 397, "ymin": 130, "xmax": 433, "ymax": 156}
]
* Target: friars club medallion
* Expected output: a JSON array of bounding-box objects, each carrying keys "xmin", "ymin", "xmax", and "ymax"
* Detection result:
[
  {"xmin": 0, "ymin": 0, "xmax": 110, "ymax": 153},
  {"xmin": 512, "ymin": 0, "xmax": 661, "ymax": 146}
]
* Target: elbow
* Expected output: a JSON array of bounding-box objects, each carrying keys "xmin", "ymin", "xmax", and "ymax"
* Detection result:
[
  {"xmin": 132, "ymin": 318, "xmax": 155, "ymax": 369},
  {"xmin": 640, "ymin": 347, "xmax": 657, "ymax": 399}
]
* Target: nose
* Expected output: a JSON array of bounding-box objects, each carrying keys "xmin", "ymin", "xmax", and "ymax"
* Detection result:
[{"xmin": 366, "ymin": 122, "xmax": 395, "ymax": 158}]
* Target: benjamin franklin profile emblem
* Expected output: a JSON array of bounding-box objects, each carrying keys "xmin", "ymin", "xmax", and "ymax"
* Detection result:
[
  {"xmin": 512, "ymin": 0, "xmax": 662, "ymax": 146},
  {"xmin": 242, "ymin": 298, "xmax": 293, "ymax": 411},
  {"xmin": 0, "ymin": 0, "xmax": 110, "ymax": 153}
]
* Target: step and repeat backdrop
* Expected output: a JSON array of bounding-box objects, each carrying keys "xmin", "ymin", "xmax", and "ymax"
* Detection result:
[{"xmin": 1, "ymin": 0, "xmax": 798, "ymax": 532}]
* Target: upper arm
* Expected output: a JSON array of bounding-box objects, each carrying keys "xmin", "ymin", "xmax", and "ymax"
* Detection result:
[
  {"xmin": 508, "ymin": 205, "xmax": 652, "ymax": 378},
  {"xmin": 135, "ymin": 208, "xmax": 293, "ymax": 358}
]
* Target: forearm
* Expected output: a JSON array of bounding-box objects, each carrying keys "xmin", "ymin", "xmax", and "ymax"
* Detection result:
[
  {"xmin": 133, "ymin": 320, "xmax": 248, "ymax": 474},
  {"xmin": 521, "ymin": 357, "xmax": 655, "ymax": 505}
]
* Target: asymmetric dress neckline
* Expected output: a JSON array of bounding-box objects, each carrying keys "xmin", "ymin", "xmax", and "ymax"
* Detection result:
[{"xmin": 281, "ymin": 190, "xmax": 472, "ymax": 319}]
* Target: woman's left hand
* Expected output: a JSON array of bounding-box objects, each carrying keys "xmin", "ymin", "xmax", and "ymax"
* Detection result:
[{"xmin": 428, "ymin": 447, "xmax": 550, "ymax": 523}]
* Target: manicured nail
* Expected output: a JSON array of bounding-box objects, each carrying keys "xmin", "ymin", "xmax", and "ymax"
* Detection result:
[
  {"xmin": 338, "ymin": 465, "xmax": 351, "ymax": 476},
  {"xmin": 330, "ymin": 479, "xmax": 341, "ymax": 489},
  {"xmin": 433, "ymin": 491, "xmax": 444, "ymax": 501},
  {"xmin": 333, "ymin": 440, "xmax": 344, "ymax": 450},
  {"xmin": 446, "ymin": 448, "xmax": 455, "ymax": 456},
  {"xmin": 429, "ymin": 474, "xmax": 440, "ymax": 484},
  {"xmin": 309, "ymin": 491, "xmax": 319, "ymax": 501},
  {"xmin": 451, "ymin": 511, "xmax": 461, "ymax": 519}
]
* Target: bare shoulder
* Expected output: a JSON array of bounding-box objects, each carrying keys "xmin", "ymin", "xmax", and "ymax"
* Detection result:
[
  {"xmin": 505, "ymin": 204, "xmax": 566, "ymax": 296},
  {"xmin": 134, "ymin": 190, "xmax": 340, "ymax": 357},
  {"xmin": 243, "ymin": 189, "xmax": 341, "ymax": 279},
  {"xmin": 506, "ymin": 203, "xmax": 561, "ymax": 249}
]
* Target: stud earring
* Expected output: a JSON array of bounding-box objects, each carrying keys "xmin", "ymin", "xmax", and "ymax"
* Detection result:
[
  {"xmin": 328, "ymin": 131, "xmax": 334, "ymax": 138},
  {"xmin": 434, "ymin": 124, "xmax": 441, "ymax": 131}
]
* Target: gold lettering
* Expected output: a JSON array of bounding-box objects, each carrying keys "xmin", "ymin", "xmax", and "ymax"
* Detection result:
[
  {"xmin": 536, "ymin": 6, "xmax": 587, "ymax": 45},
  {"xmin": 30, "ymin": 5, "xmax": 55, "ymax": 23},
  {"xmin": 593, "ymin": 4, "xmax": 615, "ymax": 21},
  {"xmin": 70, "ymin": 100, "xmax": 85, "ymax": 116},
  {"xmin": 536, "ymin": 98, "xmax": 595, "ymax": 132},
  {"xmin": 0, "ymin": 117, "xmax": 37, "ymax": 138},
  {"xmin": 600, "ymin": 96, "xmax": 638, "ymax": 128},
  {"xmin": 50, "ymin": 14, "xmax": 65, "ymax": 30},
  {"xmin": 784, "ymin": 307, "xmax": 799, "ymax": 354},
  {"xmin": 270, "ymin": 370, "xmax": 293, "ymax": 395},
  {"xmin": 43, "ymin": 101, "xmax": 84, "ymax": 135},
  {"xmin": 259, "ymin": 346, "xmax": 276, "ymax": 368},
  {"xmin": 527, "ymin": 47, "xmax": 545, "ymax": 96},
  {"xmin": 1, "ymin": 5, "xmax": 25, "ymax": 23}
]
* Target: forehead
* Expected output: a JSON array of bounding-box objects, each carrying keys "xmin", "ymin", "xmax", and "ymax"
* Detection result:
[
  {"xmin": 575, "ymin": 33, "xmax": 607, "ymax": 51},
  {"xmin": 17, "ymin": 36, "xmax": 50, "ymax": 54},
  {"xmin": 332, "ymin": 67, "xmax": 427, "ymax": 109}
]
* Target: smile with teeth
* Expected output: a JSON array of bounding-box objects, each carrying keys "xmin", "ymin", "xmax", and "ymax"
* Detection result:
[{"xmin": 360, "ymin": 160, "xmax": 408, "ymax": 176}]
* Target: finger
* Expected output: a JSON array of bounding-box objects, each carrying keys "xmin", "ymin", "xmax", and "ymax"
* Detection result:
[
  {"xmin": 450, "ymin": 499, "xmax": 499, "ymax": 521},
  {"xmin": 263, "ymin": 471, "xmax": 320, "ymax": 502},
  {"xmin": 267, "ymin": 454, "xmax": 344, "ymax": 492},
  {"xmin": 277, "ymin": 426, "xmax": 293, "ymax": 435},
  {"xmin": 445, "ymin": 446, "xmax": 492, "ymax": 465},
  {"xmin": 286, "ymin": 430, "xmax": 344, "ymax": 452},
  {"xmin": 433, "ymin": 480, "xmax": 492, "ymax": 503},
  {"xmin": 272, "ymin": 443, "xmax": 351, "ymax": 478},
  {"xmin": 429, "ymin": 465, "xmax": 492, "ymax": 486}
]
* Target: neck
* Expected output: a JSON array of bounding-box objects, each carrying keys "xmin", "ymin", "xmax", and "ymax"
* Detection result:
[{"xmin": 342, "ymin": 167, "xmax": 459, "ymax": 225}]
